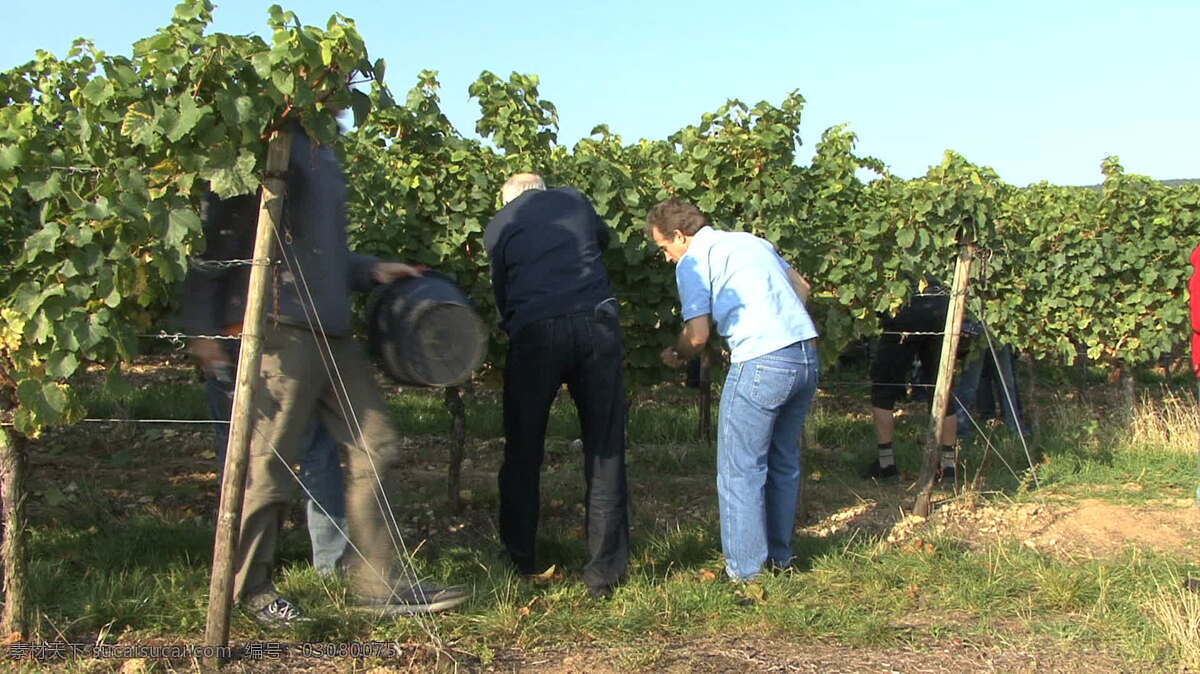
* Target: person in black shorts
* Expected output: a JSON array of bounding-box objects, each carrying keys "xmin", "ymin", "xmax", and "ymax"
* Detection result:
[{"xmin": 864, "ymin": 286, "xmax": 960, "ymax": 482}]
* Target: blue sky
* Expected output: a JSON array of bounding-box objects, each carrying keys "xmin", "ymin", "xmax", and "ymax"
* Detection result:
[{"xmin": 4, "ymin": 1, "xmax": 1196, "ymax": 187}]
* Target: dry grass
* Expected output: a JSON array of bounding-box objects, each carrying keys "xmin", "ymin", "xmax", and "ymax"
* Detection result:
[
  {"xmin": 1146, "ymin": 573, "xmax": 1200, "ymax": 670},
  {"xmin": 1129, "ymin": 392, "xmax": 1200, "ymax": 455}
]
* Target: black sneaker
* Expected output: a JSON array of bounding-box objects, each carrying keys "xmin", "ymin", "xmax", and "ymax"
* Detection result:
[
  {"xmin": 937, "ymin": 465, "xmax": 957, "ymax": 484},
  {"xmin": 246, "ymin": 596, "xmax": 309, "ymax": 626},
  {"xmin": 586, "ymin": 583, "xmax": 614, "ymax": 600},
  {"xmin": 353, "ymin": 581, "xmax": 470, "ymax": 615},
  {"xmin": 862, "ymin": 461, "xmax": 898, "ymax": 480}
]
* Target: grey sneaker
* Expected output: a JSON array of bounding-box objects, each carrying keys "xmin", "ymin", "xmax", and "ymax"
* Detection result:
[
  {"xmin": 246, "ymin": 596, "xmax": 309, "ymax": 626},
  {"xmin": 354, "ymin": 581, "xmax": 471, "ymax": 615}
]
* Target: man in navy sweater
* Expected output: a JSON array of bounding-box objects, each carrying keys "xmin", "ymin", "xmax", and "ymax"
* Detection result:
[{"xmin": 484, "ymin": 173, "xmax": 629, "ymax": 599}]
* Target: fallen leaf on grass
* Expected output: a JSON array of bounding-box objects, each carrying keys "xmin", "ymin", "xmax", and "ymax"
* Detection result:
[
  {"xmin": 904, "ymin": 539, "xmax": 936, "ymax": 555},
  {"xmin": 526, "ymin": 565, "xmax": 563, "ymax": 585},
  {"xmin": 518, "ymin": 597, "xmax": 543, "ymax": 616},
  {"xmin": 1, "ymin": 632, "xmax": 23, "ymax": 645},
  {"xmin": 120, "ymin": 659, "xmax": 149, "ymax": 674},
  {"xmin": 735, "ymin": 582, "xmax": 766, "ymax": 604}
]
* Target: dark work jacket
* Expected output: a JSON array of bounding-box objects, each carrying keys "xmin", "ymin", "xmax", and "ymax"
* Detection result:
[
  {"xmin": 175, "ymin": 126, "xmax": 379, "ymax": 338},
  {"xmin": 879, "ymin": 276, "xmax": 950, "ymax": 333},
  {"xmin": 880, "ymin": 295, "xmax": 949, "ymax": 333},
  {"xmin": 483, "ymin": 187, "xmax": 614, "ymax": 338}
]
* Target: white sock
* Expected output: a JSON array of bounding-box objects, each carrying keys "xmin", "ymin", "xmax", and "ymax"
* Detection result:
[
  {"xmin": 878, "ymin": 445, "xmax": 895, "ymax": 468},
  {"xmin": 940, "ymin": 448, "xmax": 956, "ymax": 469}
]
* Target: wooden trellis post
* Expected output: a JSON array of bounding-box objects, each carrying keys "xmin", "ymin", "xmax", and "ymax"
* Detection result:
[
  {"xmin": 204, "ymin": 128, "xmax": 292, "ymax": 659},
  {"xmin": 914, "ymin": 242, "xmax": 975, "ymax": 518},
  {"xmin": 0, "ymin": 426, "xmax": 30, "ymax": 637}
]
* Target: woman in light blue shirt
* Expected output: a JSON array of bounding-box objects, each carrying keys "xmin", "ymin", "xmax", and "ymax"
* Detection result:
[{"xmin": 647, "ymin": 199, "xmax": 819, "ymax": 581}]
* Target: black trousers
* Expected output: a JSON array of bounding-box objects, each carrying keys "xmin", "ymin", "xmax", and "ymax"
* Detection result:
[
  {"xmin": 869, "ymin": 332, "xmax": 944, "ymax": 410},
  {"xmin": 498, "ymin": 308, "xmax": 629, "ymax": 591}
]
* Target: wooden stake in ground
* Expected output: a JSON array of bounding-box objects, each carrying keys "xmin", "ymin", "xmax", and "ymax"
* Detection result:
[
  {"xmin": 1118, "ymin": 368, "xmax": 1136, "ymax": 418},
  {"xmin": 0, "ymin": 426, "xmax": 30, "ymax": 637},
  {"xmin": 204, "ymin": 128, "xmax": 293, "ymax": 657},
  {"xmin": 914, "ymin": 243, "xmax": 975, "ymax": 518}
]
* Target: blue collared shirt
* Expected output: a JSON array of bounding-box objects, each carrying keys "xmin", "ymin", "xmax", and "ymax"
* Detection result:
[{"xmin": 676, "ymin": 227, "xmax": 818, "ymax": 363}]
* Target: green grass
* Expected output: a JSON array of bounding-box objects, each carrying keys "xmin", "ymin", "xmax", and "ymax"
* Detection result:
[
  {"xmin": 26, "ymin": 519, "xmax": 1192, "ymax": 667},
  {"xmin": 77, "ymin": 379, "xmax": 210, "ymax": 421},
  {"xmin": 23, "ymin": 362, "xmax": 1200, "ymax": 670},
  {"xmin": 378, "ymin": 386, "xmax": 707, "ymax": 445},
  {"xmin": 1027, "ymin": 394, "xmax": 1196, "ymax": 502},
  {"xmin": 74, "ymin": 377, "xmax": 700, "ymax": 446}
]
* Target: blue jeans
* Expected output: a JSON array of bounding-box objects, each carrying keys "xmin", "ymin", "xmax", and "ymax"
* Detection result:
[
  {"xmin": 717, "ymin": 339, "xmax": 819, "ymax": 580},
  {"xmin": 954, "ymin": 345, "xmax": 1029, "ymax": 441}
]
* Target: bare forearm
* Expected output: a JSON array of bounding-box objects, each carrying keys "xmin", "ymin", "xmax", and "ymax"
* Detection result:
[
  {"xmin": 662, "ymin": 316, "xmax": 711, "ymax": 367},
  {"xmin": 674, "ymin": 329, "xmax": 706, "ymax": 360},
  {"xmin": 788, "ymin": 268, "xmax": 811, "ymax": 304}
]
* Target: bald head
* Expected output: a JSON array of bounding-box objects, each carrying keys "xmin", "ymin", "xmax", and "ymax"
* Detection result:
[{"xmin": 500, "ymin": 172, "xmax": 546, "ymax": 205}]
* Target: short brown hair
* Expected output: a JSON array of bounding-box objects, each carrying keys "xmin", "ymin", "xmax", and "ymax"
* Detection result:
[{"xmin": 646, "ymin": 199, "xmax": 711, "ymax": 238}]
